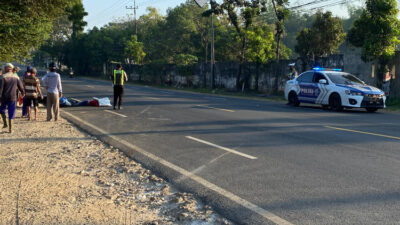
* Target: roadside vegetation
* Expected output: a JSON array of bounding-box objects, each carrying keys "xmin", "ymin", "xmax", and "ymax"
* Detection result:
[
  {"xmin": 1, "ymin": 0, "xmax": 400, "ymax": 98},
  {"xmin": 30, "ymin": 0, "xmax": 355, "ymax": 78},
  {"xmin": 386, "ymin": 98, "xmax": 400, "ymax": 111}
]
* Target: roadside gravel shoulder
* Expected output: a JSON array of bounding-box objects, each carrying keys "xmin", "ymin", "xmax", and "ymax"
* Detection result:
[{"xmin": 0, "ymin": 108, "xmax": 232, "ymax": 225}]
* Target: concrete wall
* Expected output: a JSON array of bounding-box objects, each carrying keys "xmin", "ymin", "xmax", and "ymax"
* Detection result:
[{"xmin": 110, "ymin": 52, "xmax": 400, "ymax": 97}]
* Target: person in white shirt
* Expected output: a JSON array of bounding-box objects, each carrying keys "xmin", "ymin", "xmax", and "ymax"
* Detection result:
[{"xmin": 41, "ymin": 62, "xmax": 62, "ymax": 121}]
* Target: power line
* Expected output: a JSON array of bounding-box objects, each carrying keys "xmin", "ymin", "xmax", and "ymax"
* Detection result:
[
  {"xmin": 137, "ymin": 0, "xmax": 175, "ymax": 7},
  {"xmin": 126, "ymin": 0, "xmax": 139, "ymax": 35},
  {"xmin": 309, "ymin": 0, "xmax": 354, "ymax": 11},
  {"xmin": 289, "ymin": 0, "xmax": 335, "ymax": 9},
  {"xmin": 88, "ymin": 0, "xmax": 127, "ymax": 20},
  {"xmin": 87, "ymin": 0, "xmax": 131, "ymax": 27}
]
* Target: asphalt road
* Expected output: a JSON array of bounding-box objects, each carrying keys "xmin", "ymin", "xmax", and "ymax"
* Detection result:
[{"xmin": 61, "ymin": 77, "xmax": 400, "ymax": 225}]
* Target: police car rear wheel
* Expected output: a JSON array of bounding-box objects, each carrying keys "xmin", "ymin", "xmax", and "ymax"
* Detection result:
[
  {"xmin": 288, "ymin": 92, "xmax": 300, "ymax": 107},
  {"xmin": 329, "ymin": 94, "xmax": 343, "ymax": 112}
]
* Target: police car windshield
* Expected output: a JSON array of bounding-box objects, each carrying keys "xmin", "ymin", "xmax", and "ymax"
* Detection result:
[{"xmin": 326, "ymin": 72, "xmax": 364, "ymax": 85}]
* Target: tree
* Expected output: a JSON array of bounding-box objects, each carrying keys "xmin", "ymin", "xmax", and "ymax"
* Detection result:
[
  {"xmin": 347, "ymin": 0, "xmax": 400, "ymax": 86},
  {"xmin": 124, "ymin": 35, "xmax": 146, "ymax": 65},
  {"xmin": 39, "ymin": 15, "xmax": 73, "ymax": 65},
  {"xmin": 245, "ymin": 25, "xmax": 275, "ymax": 91},
  {"xmin": 295, "ymin": 11, "xmax": 346, "ymax": 61},
  {"xmin": 66, "ymin": 1, "xmax": 88, "ymax": 39},
  {"xmin": 0, "ymin": 0, "xmax": 71, "ymax": 61},
  {"xmin": 295, "ymin": 28, "xmax": 313, "ymax": 59},
  {"xmin": 269, "ymin": 0, "xmax": 289, "ymax": 94},
  {"xmin": 283, "ymin": 11, "xmax": 316, "ymax": 56},
  {"xmin": 207, "ymin": 0, "xmax": 268, "ymax": 90},
  {"xmin": 271, "ymin": 0, "xmax": 289, "ymax": 62},
  {"xmin": 342, "ymin": 6, "xmax": 363, "ymax": 32}
]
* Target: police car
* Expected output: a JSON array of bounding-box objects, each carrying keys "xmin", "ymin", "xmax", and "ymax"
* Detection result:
[{"xmin": 284, "ymin": 68, "xmax": 386, "ymax": 112}]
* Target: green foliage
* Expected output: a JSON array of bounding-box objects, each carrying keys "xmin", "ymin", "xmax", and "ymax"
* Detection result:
[
  {"xmin": 66, "ymin": 1, "xmax": 88, "ymax": 39},
  {"xmin": 295, "ymin": 28, "xmax": 313, "ymax": 58},
  {"xmin": 245, "ymin": 26, "xmax": 275, "ymax": 64},
  {"xmin": 211, "ymin": 0, "xmax": 268, "ymax": 54},
  {"xmin": 0, "ymin": 0, "xmax": 71, "ymax": 61},
  {"xmin": 347, "ymin": 0, "xmax": 400, "ymax": 63},
  {"xmin": 386, "ymin": 98, "xmax": 400, "ymax": 110},
  {"xmin": 173, "ymin": 54, "xmax": 198, "ymax": 66},
  {"xmin": 36, "ymin": 0, "xmax": 294, "ymax": 80},
  {"xmin": 283, "ymin": 12, "xmax": 316, "ymax": 56},
  {"xmin": 206, "ymin": 0, "xmax": 270, "ymax": 89},
  {"xmin": 271, "ymin": 0, "xmax": 290, "ymax": 61},
  {"xmin": 174, "ymin": 54, "xmax": 198, "ymax": 77},
  {"xmin": 124, "ymin": 35, "xmax": 146, "ymax": 65},
  {"xmin": 342, "ymin": 6, "xmax": 363, "ymax": 32},
  {"xmin": 139, "ymin": 2, "xmax": 210, "ymax": 64},
  {"xmin": 295, "ymin": 11, "xmax": 346, "ymax": 59}
]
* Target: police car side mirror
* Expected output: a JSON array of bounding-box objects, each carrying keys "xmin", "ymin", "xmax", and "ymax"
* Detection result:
[{"xmin": 319, "ymin": 79, "xmax": 327, "ymax": 84}]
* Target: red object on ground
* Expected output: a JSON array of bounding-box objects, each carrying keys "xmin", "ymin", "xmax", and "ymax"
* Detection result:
[
  {"xmin": 18, "ymin": 95, "xmax": 23, "ymax": 106},
  {"xmin": 88, "ymin": 99, "xmax": 99, "ymax": 107}
]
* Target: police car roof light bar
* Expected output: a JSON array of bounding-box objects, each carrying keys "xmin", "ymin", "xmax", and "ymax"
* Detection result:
[{"xmin": 313, "ymin": 67, "xmax": 342, "ymax": 72}]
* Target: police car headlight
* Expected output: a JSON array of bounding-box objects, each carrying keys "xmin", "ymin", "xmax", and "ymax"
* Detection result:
[{"xmin": 345, "ymin": 90, "xmax": 364, "ymax": 96}]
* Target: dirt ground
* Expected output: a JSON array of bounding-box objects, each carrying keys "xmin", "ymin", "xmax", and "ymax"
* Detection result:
[{"xmin": 0, "ymin": 108, "xmax": 232, "ymax": 225}]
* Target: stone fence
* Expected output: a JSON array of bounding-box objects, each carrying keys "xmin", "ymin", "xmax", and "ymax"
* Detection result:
[{"xmin": 106, "ymin": 52, "xmax": 400, "ymax": 97}]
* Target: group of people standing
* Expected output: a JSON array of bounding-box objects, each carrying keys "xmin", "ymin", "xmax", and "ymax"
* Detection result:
[{"xmin": 0, "ymin": 62, "xmax": 62, "ymax": 133}]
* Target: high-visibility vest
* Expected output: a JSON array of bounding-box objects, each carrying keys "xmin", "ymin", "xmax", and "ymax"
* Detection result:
[
  {"xmin": 289, "ymin": 71, "xmax": 298, "ymax": 79},
  {"xmin": 113, "ymin": 70, "xmax": 125, "ymax": 85}
]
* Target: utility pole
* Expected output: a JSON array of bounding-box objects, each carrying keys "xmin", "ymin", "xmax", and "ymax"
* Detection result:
[
  {"xmin": 126, "ymin": 0, "xmax": 138, "ymax": 35},
  {"xmin": 210, "ymin": 11, "xmax": 215, "ymax": 89},
  {"xmin": 194, "ymin": 0, "xmax": 215, "ymax": 89}
]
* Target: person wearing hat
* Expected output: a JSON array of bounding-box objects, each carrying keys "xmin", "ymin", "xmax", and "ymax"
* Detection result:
[
  {"xmin": 41, "ymin": 62, "xmax": 62, "ymax": 121},
  {"xmin": 288, "ymin": 63, "xmax": 298, "ymax": 80},
  {"xmin": 110, "ymin": 64, "xmax": 128, "ymax": 110},
  {"xmin": 0, "ymin": 63, "xmax": 25, "ymax": 133},
  {"xmin": 13, "ymin": 66, "xmax": 20, "ymax": 77}
]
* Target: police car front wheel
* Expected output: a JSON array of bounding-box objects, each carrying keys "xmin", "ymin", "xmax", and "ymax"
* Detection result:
[
  {"xmin": 288, "ymin": 91, "xmax": 300, "ymax": 107},
  {"xmin": 329, "ymin": 93, "xmax": 343, "ymax": 112}
]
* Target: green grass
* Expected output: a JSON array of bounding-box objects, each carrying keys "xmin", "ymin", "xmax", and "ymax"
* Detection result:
[{"xmin": 386, "ymin": 98, "xmax": 400, "ymax": 111}]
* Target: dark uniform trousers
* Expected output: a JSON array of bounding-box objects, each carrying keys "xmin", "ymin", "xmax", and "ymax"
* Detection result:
[{"xmin": 113, "ymin": 85, "xmax": 124, "ymax": 108}]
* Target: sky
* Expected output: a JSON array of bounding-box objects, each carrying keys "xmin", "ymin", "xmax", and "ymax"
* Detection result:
[{"xmin": 83, "ymin": 0, "xmax": 364, "ymax": 31}]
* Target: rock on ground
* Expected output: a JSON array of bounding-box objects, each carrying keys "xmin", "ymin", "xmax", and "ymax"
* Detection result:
[{"xmin": 0, "ymin": 108, "xmax": 233, "ymax": 225}]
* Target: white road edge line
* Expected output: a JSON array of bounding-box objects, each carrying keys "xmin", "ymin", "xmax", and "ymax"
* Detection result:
[
  {"xmin": 196, "ymin": 105, "xmax": 235, "ymax": 113},
  {"xmin": 146, "ymin": 97, "xmax": 160, "ymax": 100},
  {"xmin": 148, "ymin": 118, "xmax": 171, "ymax": 121},
  {"xmin": 105, "ymin": 110, "xmax": 127, "ymax": 118},
  {"xmin": 61, "ymin": 110, "xmax": 293, "ymax": 225},
  {"xmin": 186, "ymin": 136, "xmax": 257, "ymax": 160},
  {"xmin": 140, "ymin": 106, "xmax": 152, "ymax": 114}
]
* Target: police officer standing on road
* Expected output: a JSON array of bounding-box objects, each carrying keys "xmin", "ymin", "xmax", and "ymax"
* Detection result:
[
  {"xmin": 288, "ymin": 63, "xmax": 298, "ymax": 80},
  {"xmin": 110, "ymin": 64, "xmax": 128, "ymax": 110}
]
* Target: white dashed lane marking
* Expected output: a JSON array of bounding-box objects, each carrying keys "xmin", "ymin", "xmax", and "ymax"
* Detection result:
[
  {"xmin": 186, "ymin": 136, "xmax": 257, "ymax": 160},
  {"xmin": 105, "ymin": 110, "xmax": 127, "ymax": 118},
  {"xmin": 61, "ymin": 110, "xmax": 294, "ymax": 225}
]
